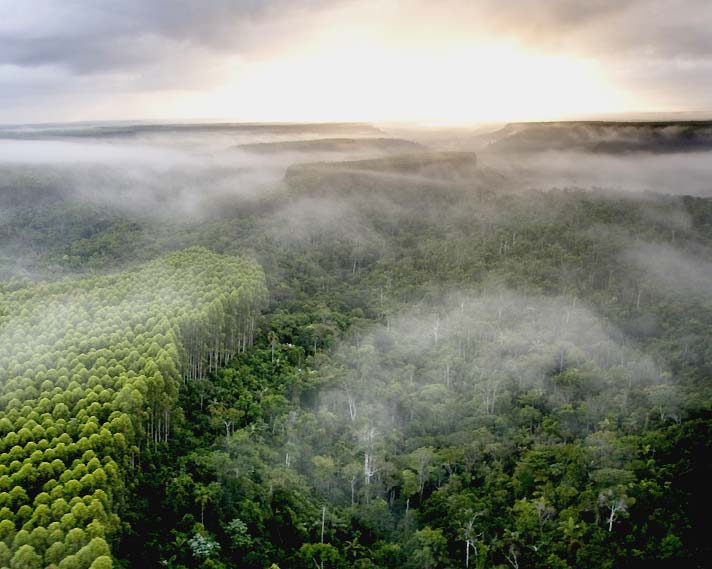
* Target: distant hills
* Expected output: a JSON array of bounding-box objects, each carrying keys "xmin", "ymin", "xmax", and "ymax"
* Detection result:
[
  {"xmin": 0, "ymin": 122, "xmax": 382, "ymax": 140},
  {"xmin": 5, "ymin": 120, "xmax": 712, "ymax": 155},
  {"xmin": 235, "ymin": 137, "xmax": 423, "ymax": 155},
  {"xmin": 284, "ymin": 151, "xmax": 490, "ymax": 197},
  {"xmin": 484, "ymin": 120, "xmax": 712, "ymax": 153},
  {"xmin": 286, "ymin": 151, "xmax": 477, "ymax": 178}
]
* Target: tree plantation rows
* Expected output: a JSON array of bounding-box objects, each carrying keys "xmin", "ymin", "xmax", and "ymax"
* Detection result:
[{"xmin": 0, "ymin": 248, "xmax": 267, "ymax": 568}]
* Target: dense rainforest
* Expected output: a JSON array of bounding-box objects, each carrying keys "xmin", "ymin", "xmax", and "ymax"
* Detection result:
[{"xmin": 0, "ymin": 122, "xmax": 710, "ymax": 569}]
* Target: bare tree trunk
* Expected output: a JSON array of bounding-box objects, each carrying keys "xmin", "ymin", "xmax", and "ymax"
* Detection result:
[{"xmin": 321, "ymin": 506, "xmax": 326, "ymax": 544}]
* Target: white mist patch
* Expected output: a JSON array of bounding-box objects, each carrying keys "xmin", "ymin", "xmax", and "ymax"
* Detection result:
[
  {"xmin": 317, "ymin": 291, "xmax": 673, "ymax": 443},
  {"xmin": 484, "ymin": 150, "xmax": 712, "ymax": 196},
  {"xmin": 0, "ymin": 125, "xmax": 423, "ymax": 219},
  {"xmin": 623, "ymin": 242, "xmax": 712, "ymax": 299},
  {"xmin": 0, "ymin": 138, "xmax": 287, "ymax": 218},
  {"xmin": 0, "ymin": 139, "xmax": 190, "ymax": 166}
]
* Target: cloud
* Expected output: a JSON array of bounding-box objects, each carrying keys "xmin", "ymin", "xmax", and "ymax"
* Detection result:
[
  {"xmin": 467, "ymin": 0, "xmax": 712, "ymax": 60},
  {"xmin": 4, "ymin": 1, "xmax": 711, "ymax": 73},
  {"xmin": 0, "ymin": 0, "xmax": 710, "ymax": 122},
  {"xmin": 0, "ymin": 0, "xmax": 346, "ymax": 122},
  {"xmin": 0, "ymin": 1, "xmax": 327, "ymax": 72}
]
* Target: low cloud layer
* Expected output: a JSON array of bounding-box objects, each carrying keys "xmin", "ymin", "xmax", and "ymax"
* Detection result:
[{"xmin": 485, "ymin": 150, "xmax": 712, "ymax": 196}]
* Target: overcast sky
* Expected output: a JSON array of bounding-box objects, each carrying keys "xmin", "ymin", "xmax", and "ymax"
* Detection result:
[{"xmin": 1, "ymin": 0, "xmax": 711, "ymax": 124}]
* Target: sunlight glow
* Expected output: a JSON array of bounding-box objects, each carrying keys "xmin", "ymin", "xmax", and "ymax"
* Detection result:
[{"xmin": 178, "ymin": 39, "xmax": 634, "ymax": 124}]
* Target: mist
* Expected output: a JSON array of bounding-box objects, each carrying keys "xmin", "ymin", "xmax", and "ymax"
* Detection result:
[
  {"xmin": 624, "ymin": 241, "xmax": 712, "ymax": 300},
  {"xmin": 482, "ymin": 149, "xmax": 712, "ymax": 196},
  {"xmin": 0, "ymin": 123, "xmax": 435, "ymax": 221},
  {"xmin": 3, "ymin": 120, "xmax": 712, "ymax": 231},
  {"xmin": 320, "ymin": 290, "xmax": 671, "ymax": 432}
]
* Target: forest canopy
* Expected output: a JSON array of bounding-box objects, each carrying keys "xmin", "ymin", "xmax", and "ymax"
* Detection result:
[
  {"xmin": 0, "ymin": 120, "xmax": 710, "ymax": 568},
  {"xmin": 0, "ymin": 248, "xmax": 267, "ymax": 568}
]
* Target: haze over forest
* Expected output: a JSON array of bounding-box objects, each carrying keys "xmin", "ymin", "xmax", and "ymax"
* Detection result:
[{"xmin": 0, "ymin": 2, "xmax": 711, "ymax": 569}]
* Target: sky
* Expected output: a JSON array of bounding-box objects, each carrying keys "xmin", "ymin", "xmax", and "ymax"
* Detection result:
[{"xmin": 1, "ymin": 0, "xmax": 711, "ymax": 125}]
